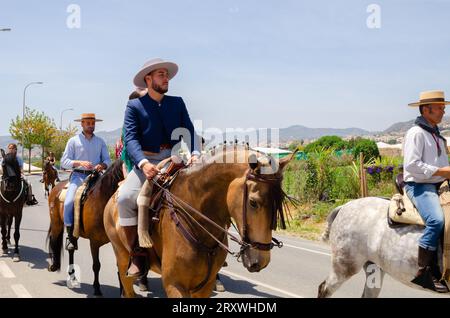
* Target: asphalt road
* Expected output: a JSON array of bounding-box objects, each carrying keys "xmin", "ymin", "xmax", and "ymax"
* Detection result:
[{"xmin": 0, "ymin": 173, "xmax": 448, "ymax": 298}]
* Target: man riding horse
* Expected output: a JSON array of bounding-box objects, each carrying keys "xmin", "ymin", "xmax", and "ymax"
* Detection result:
[
  {"xmin": 404, "ymin": 90, "xmax": 450, "ymax": 292},
  {"xmin": 117, "ymin": 58, "xmax": 200, "ymax": 278},
  {"xmin": 40, "ymin": 151, "xmax": 60, "ymax": 183},
  {"xmin": 1, "ymin": 143, "xmax": 37, "ymax": 205},
  {"xmin": 60, "ymin": 113, "xmax": 111, "ymax": 251}
]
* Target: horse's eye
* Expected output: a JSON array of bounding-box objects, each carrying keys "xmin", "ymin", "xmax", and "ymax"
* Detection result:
[{"xmin": 249, "ymin": 199, "xmax": 258, "ymax": 209}]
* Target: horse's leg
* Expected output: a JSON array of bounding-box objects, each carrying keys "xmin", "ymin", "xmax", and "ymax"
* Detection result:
[
  {"xmin": 90, "ymin": 240, "xmax": 102, "ymax": 297},
  {"xmin": 12, "ymin": 211, "xmax": 22, "ymax": 262},
  {"xmin": 0, "ymin": 215, "xmax": 7, "ymax": 255},
  {"xmin": 6, "ymin": 215, "xmax": 12, "ymax": 245},
  {"xmin": 113, "ymin": 245, "xmax": 136, "ymax": 298},
  {"xmin": 138, "ymin": 271, "xmax": 149, "ymax": 292},
  {"xmin": 48, "ymin": 216, "xmax": 64, "ymax": 272},
  {"xmin": 164, "ymin": 283, "xmax": 190, "ymax": 298},
  {"xmin": 67, "ymin": 249, "xmax": 80, "ymax": 288},
  {"xmin": 361, "ymin": 262, "xmax": 385, "ymax": 298},
  {"xmin": 190, "ymin": 279, "xmax": 216, "ymax": 298},
  {"xmin": 318, "ymin": 254, "xmax": 366, "ymax": 298}
]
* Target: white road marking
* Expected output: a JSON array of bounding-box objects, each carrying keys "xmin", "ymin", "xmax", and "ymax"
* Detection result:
[
  {"xmin": 220, "ymin": 269, "xmax": 304, "ymax": 298},
  {"xmin": 0, "ymin": 261, "xmax": 16, "ymax": 278},
  {"xmin": 229, "ymin": 230, "xmax": 332, "ymax": 256},
  {"xmin": 282, "ymin": 243, "xmax": 331, "ymax": 256},
  {"xmin": 11, "ymin": 284, "xmax": 32, "ymax": 298}
]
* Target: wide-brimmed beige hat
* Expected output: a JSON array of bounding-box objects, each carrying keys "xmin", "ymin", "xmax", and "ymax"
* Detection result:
[
  {"xmin": 74, "ymin": 113, "xmax": 103, "ymax": 122},
  {"xmin": 408, "ymin": 90, "xmax": 450, "ymax": 107},
  {"xmin": 133, "ymin": 58, "xmax": 178, "ymax": 89}
]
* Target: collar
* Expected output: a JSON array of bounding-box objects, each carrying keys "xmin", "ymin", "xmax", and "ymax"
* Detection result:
[
  {"xmin": 141, "ymin": 93, "xmax": 165, "ymax": 107},
  {"xmin": 80, "ymin": 132, "xmax": 95, "ymax": 140}
]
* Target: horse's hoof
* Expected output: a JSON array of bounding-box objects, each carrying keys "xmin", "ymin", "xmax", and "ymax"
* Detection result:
[
  {"xmin": 48, "ymin": 264, "xmax": 60, "ymax": 272},
  {"xmin": 13, "ymin": 254, "xmax": 20, "ymax": 262},
  {"xmin": 6, "ymin": 240, "xmax": 11, "ymax": 246},
  {"xmin": 214, "ymin": 279, "xmax": 225, "ymax": 292},
  {"xmin": 138, "ymin": 282, "xmax": 148, "ymax": 292},
  {"xmin": 2, "ymin": 249, "xmax": 8, "ymax": 256},
  {"xmin": 93, "ymin": 292, "xmax": 103, "ymax": 298}
]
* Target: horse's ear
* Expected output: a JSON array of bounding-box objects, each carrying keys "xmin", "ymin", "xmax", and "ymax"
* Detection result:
[
  {"xmin": 248, "ymin": 153, "xmax": 258, "ymax": 170},
  {"xmin": 0, "ymin": 149, "xmax": 5, "ymax": 159},
  {"xmin": 279, "ymin": 149, "xmax": 298, "ymax": 171}
]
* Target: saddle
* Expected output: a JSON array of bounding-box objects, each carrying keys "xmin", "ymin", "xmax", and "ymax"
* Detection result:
[
  {"xmin": 388, "ymin": 174, "xmax": 450, "ymax": 281},
  {"xmin": 58, "ymin": 172, "xmax": 100, "ymax": 238}
]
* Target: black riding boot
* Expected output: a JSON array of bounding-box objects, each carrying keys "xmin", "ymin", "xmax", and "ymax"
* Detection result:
[
  {"xmin": 411, "ymin": 246, "xmax": 449, "ymax": 293},
  {"xmin": 65, "ymin": 226, "xmax": 78, "ymax": 251},
  {"xmin": 123, "ymin": 225, "xmax": 147, "ymax": 278}
]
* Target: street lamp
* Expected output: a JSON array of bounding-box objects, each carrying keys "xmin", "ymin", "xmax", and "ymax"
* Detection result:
[
  {"xmin": 22, "ymin": 81, "xmax": 43, "ymax": 158},
  {"xmin": 60, "ymin": 108, "xmax": 74, "ymax": 130}
]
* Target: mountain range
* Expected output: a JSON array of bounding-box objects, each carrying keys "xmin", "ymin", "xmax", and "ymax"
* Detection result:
[{"xmin": 3, "ymin": 117, "xmax": 449, "ymax": 150}]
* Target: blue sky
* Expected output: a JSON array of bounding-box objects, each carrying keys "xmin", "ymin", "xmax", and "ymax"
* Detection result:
[{"xmin": 0, "ymin": 0, "xmax": 449, "ymax": 135}]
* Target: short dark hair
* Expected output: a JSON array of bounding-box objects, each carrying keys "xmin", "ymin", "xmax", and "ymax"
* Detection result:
[
  {"xmin": 128, "ymin": 91, "xmax": 142, "ymax": 100},
  {"xmin": 7, "ymin": 143, "xmax": 17, "ymax": 150},
  {"xmin": 419, "ymin": 104, "xmax": 430, "ymax": 115}
]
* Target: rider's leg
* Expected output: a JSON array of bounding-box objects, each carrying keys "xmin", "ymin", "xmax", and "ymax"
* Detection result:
[
  {"xmin": 117, "ymin": 166, "xmax": 147, "ymax": 278},
  {"xmin": 405, "ymin": 182, "xmax": 448, "ymax": 292},
  {"xmin": 63, "ymin": 173, "xmax": 85, "ymax": 251}
]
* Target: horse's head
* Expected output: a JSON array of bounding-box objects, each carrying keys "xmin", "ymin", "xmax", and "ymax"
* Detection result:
[
  {"xmin": 1, "ymin": 150, "xmax": 22, "ymax": 192},
  {"xmin": 227, "ymin": 151, "xmax": 295, "ymax": 272}
]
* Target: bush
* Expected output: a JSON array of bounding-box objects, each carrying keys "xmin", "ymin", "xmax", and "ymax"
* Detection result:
[
  {"xmin": 352, "ymin": 139, "xmax": 380, "ymax": 163},
  {"xmin": 304, "ymin": 136, "xmax": 348, "ymax": 153}
]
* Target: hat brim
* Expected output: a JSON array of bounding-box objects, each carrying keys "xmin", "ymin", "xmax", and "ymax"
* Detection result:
[
  {"xmin": 408, "ymin": 101, "xmax": 450, "ymax": 107},
  {"xmin": 74, "ymin": 119, "xmax": 103, "ymax": 122},
  {"xmin": 133, "ymin": 62, "xmax": 178, "ymax": 89}
]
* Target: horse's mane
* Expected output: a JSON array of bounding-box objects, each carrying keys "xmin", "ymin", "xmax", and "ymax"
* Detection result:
[
  {"xmin": 183, "ymin": 146, "xmax": 256, "ymax": 175},
  {"xmin": 87, "ymin": 159, "xmax": 124, "ymax": 196}
]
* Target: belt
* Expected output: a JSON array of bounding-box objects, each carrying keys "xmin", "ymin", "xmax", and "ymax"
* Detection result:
[
  {"xmin": 73, "ymin": 169, "xmax": 94, "ymax": 175},
  {"xmin": 143, "ymin": 144, "xmax": 172, "ymax": 157}
]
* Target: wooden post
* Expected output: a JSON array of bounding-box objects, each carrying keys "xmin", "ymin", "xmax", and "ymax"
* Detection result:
[{"xmin": 359, "ymin": 152, "xmax": 368, "ymax": 197}]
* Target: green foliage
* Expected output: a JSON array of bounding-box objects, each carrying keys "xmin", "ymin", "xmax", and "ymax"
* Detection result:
[
  {"xmin": 304, "ymin": 136, "xmax": 348, "ymax": 153},
  {"xmin": 49, "ymin": 125, "xmax": 78, "ymax": 160},
  {"xmin": 352, "ymin": 138, "xmax": 380, "ymax": 163}
]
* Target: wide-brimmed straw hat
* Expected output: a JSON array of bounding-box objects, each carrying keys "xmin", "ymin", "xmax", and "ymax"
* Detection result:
[
  {"xmin": 74, "ymin": 113, "xmax": 103, "ymax": 122},
  {"xmin": 408, "ymin": 90, "xmax": 450, "ymax": 107},
  {"xmin": 133, "ymin": 58, "xmax": 178, "ymax": 89}
]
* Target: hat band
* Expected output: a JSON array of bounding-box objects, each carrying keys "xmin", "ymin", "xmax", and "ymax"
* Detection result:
[{"xmin": 420, "ymin": 97, "xmax": 445, "ymax": 103}]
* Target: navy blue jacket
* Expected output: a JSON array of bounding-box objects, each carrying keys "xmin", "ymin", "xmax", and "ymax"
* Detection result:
[{"xmin": 123, "ymin": 93, "xmax": 200, "ymax": 167}]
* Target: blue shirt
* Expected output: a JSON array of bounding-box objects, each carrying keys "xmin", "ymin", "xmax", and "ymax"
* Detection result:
[
  {"xmin": 123, "ymin": 94, "xmax": 201, "ymax": 167},
  {"xmin": 61, "ymin": 133, "xmax": 111, "ymax": 170}
]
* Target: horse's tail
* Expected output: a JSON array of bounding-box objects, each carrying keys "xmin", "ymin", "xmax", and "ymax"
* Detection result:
[{"xmin": 321, "ymin": 205, "xmax": 343, "ymax": 242}]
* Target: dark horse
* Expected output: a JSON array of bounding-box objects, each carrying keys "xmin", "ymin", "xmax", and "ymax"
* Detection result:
[
  {"xmin": 43, "ymin": 160, "xmax": 57, "ymax": 197},
  {"xmin": 0, "ymin": 149, "xmax": 27, "ymax": 262},
  {"xmin": 47, "ymin": 159, "xmax": 127, "ymax": 296}
]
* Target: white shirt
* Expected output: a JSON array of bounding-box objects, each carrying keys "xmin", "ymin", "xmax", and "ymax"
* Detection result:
[{"xmin": 403, "ymin": 126, "xmax": 449, "ymax": 183}]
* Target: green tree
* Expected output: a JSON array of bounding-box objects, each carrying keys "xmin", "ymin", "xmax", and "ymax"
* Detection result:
[
  {"xmin": 49, "ymin": 125, "xmax": 78, "ymax": 163},
  {"xmin": 33, "ymin": 112, "xmax": 58, "ymax": 168},
  {"xmin": 304, "ymin": 136, "xmax": 348, "ymax": 153},
  {"xmin": 352, "ymin": 138, "xmax": 380, "ymax": 163}
]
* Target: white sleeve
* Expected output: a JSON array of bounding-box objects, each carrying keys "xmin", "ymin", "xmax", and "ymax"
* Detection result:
[{"xmin": 403, "ymin": 131, "xmax": 439, "ymax": 180}]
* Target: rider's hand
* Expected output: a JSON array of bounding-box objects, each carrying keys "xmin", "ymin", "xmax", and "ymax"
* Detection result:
[
  {"xmin": 94, "ymin": 164, "xmax": 105, "ymax": 172},
  {"xmin": 77, "ymin": 161, "xmax": 94, "ymax": 170},
  {"xmin": 142, "ymin": 162, "xmax": 160, "ymax": 180},
  {"xmin": 187, "ymin": 155, "xmax": 200, "ymax": 166}
]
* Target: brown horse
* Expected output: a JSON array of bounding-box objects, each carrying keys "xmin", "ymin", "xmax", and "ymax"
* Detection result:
[
  {"xmin": 0, "ymin": 149, "xmax": 27, "ymax": 262},
  {"xmin": 104, "ymin": 147, "xmax": 295, "ymax": 297},
  {"xmin": 43, "ymin": 160, "xmax": 57, "ymax": 197},
  {"xmin": 47, "ymin": 159, "xmax": 126, "ymax": 296}
]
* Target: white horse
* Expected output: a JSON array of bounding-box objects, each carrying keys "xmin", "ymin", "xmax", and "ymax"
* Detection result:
[{"xmin": 318, "ymin": 197, "xmax": 447, "ymax": 298}]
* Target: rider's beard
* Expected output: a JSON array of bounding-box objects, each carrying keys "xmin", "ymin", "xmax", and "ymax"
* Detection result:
[{"xmin": 152, "ymin": 82, "xmax": 168, "ymax": 94}]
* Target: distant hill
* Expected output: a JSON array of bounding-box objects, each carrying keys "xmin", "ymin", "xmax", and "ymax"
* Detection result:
[
  {"xmin": 383, "ymin": 116, "xmax": 450, "ymax": 134},
  {"xmin": 95, "ymin": 128, "xmax": 122, "ymax": 146},
  {"xmin": 279, "ymin": 125, "xmax": 372, "ymax": 141}
]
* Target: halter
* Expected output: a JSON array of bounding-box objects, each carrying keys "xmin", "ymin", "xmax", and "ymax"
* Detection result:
[{"xmin": 240, "ymin": 169, "xmax": 284, "ymax": 252}]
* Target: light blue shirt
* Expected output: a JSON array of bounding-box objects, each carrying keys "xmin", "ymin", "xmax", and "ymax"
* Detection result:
[{"xmin": 61, "ymin": 133, "xmax": 111, "ymax": 170}]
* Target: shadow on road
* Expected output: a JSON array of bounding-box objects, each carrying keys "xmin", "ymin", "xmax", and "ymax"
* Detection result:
[
  {"xmin": 212, "ymin": 274, "xmax": 280, "ymax": 298},
  {"xmin": 2, "ymin": 245, "xmax": 50, "ymax": 270}
]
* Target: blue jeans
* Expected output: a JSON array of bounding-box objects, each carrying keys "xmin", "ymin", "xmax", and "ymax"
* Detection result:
[
  {"xmin": 404, "ymin": 182, "xmax": 445, "ymax": 251},
  {"xmin": 63, "ymin": 172, "xmax": 88, "ymax": 226}
]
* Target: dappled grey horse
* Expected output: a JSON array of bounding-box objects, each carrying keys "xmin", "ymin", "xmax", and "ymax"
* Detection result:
[{"xmin": 318, "ymin": 197, "xmax": 444, "ymax": 298}]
